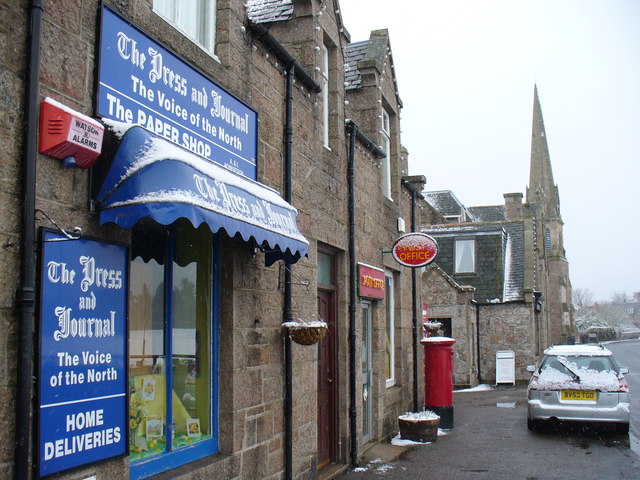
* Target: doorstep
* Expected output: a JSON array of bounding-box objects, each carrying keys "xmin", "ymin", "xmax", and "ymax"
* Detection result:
[
  {"xmin": 318, "ymin": 462, "xmax": 348, "ymax": 480},
  {"xmin": 359, "ymin": 439, "xmax": 414, "ymax": 466}
]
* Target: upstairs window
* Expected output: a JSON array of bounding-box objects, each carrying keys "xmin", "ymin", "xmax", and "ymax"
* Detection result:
[
  {"xmin": 154, "ymin": 0, "xmax": 217, "ymax": 54},
  {"xmin": 385, "ymin": 271, "xmax": 395, "ymax": 387},
  {"xmin": 381, "ymin": 110, "xmax": 392, "ymax": 199},
  {"xmin": 455, "ymin": 239, "xmax": 475, "ymax": 273},
  {"xmin": 321, "ymin": 44, "xmax": 330, "ymax": 148}
]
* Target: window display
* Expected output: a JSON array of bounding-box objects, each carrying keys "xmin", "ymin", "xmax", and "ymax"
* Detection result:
[{"xmin": 128, "ymin": 219, "xmax": 215, "ymax": 470}]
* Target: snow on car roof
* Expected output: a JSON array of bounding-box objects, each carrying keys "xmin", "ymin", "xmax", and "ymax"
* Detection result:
[{"xmin": 544, "ymin": 344, "xmax": 612, "ymax": 356}]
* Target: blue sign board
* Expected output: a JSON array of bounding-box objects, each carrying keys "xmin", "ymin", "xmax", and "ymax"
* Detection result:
[
  {"xmin": 38, "ymin": 231, "xmax": 128, "ymax": 477},
  {"xmin": 97, "ymin": 6, "xmax": 258, "ymax": 179}
]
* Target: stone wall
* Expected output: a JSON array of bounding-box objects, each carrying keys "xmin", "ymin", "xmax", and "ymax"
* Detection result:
[
  {"xmin": 478, "ymin": 302, "xmax": 536, "ymax": 382},
  {"xmin": 1, "ymin": 1, "xmax": 422, "ymax": 478},
  {"xmin": 422, "ymin": 266, "xmax": 478, "ymax": 387}
]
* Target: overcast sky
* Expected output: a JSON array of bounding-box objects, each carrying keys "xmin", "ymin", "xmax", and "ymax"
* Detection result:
[{"xmin": 340, "ymin": 0, "xmax": 640, "ymax": 303}]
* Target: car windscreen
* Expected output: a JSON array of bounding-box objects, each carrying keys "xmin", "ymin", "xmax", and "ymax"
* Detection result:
[{"xmin": 540, "ymin": 355, "xmax": 619, "ymax": 374}]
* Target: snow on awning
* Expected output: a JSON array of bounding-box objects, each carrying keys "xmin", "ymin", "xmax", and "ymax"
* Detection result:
[{"xmin": 94, "ymin": 126, "xmax": 308, "ymax": 265}]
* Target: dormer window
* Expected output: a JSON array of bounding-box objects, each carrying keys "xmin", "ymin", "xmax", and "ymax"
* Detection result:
[{"xmin": 455, "ymin": 239, "xmax": 476, "ymax": 273}]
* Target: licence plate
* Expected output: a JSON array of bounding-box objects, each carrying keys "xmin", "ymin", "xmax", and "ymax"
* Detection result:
[{"xmin": 561, "ymin": 390, "xmax": 596, "ymax": 401}]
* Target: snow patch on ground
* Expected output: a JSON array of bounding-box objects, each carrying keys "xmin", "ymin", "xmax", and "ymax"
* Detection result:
[{"xmin": 454, "ymin": 384, "xmax": 493, "ymax": 392}]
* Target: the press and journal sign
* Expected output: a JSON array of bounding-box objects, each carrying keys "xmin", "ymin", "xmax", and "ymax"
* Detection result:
[
  {"xmin": 392, "ymin": 233, "xmax": 438, "ymax": 268},
  {"xmin": 97, "ymin": 5, "xmax": 258, "ymax": 179},
  {"xmin": 38, "ymin": 230, "xmax": 128, "ymax": 477}
]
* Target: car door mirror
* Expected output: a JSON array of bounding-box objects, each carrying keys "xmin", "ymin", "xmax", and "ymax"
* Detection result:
[
  {"xmin": 526, "ymin": 365, "xmax": 536, "ymax": 373},
  {"xmin": 620, "ymin": 367, "xmax": 629, "ymax": 374}
]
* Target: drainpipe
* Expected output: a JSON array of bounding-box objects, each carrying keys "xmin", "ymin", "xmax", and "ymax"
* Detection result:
[
  {"xmin": 346, "ymin": 121, "xmax": 384, "ymax": 466},
  {"xmin": 346, "ymin": 122, "xmax": 357, "ymax": 467},
  {"xmin": 15, "ymin": 1, "xmax": 43, "ymax": 479},
  {"xmin": 247, "ymin": 23, "xmax": 320, "ymax": 480},
  {"xmin": 283, "ymin": 64, "xmax": 295, "ymax": 480},
  {"xmin": 401, "ymin": 179, "xmax": 423, "ymax": 412},
  {"xmin": 475, "ymin": 303, "xmax": 482, "ymax": 383}
]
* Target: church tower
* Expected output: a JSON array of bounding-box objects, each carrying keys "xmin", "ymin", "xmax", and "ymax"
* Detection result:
[{"xmin": 526, "ymin": 85, "xmax": 574, "ymax": 345}]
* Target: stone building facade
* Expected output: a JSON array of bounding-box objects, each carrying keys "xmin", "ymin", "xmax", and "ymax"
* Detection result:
[
  {"xmin": 421, "ymin": 86, "xmax": 573, "ymax": 384},
  {"xmin": 1, "ymin": 1, "xmax": 426, "ymax": 479}
]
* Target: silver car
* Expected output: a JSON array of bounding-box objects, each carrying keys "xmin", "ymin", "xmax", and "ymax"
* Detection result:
[{"xmin": 526, "ymin": 345, "xmax": 630, "ymax": 432}]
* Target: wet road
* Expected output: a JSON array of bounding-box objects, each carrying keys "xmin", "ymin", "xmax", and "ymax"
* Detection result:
[
  {"xmin": 337, "ymin": 341, "xmax": 640, "ymax": 480},
  {"xmin": 607, "ymin": 340, "xmax": 640, "ymax": 456}
]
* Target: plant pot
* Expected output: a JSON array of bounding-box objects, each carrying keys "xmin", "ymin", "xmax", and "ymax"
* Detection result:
[
  {"xmin": 398, "ymin": 414, "xmax": 440, "ymax": 442},
  {"xmin": 286, "ymin": 324, "xmax": 328, "ymax": 345}
]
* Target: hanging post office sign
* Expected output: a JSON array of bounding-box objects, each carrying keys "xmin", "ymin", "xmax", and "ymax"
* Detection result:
[
  {"xmin": 391, "ymin": 232, "xmax": 438, "ymax": 268},
  {"xmin": 97, "ymin": 5, "xmax": 258, "ymax": 179},
  {"xmin": 38, "ymin": 230, "xmax": 128, "ymax": 477}
]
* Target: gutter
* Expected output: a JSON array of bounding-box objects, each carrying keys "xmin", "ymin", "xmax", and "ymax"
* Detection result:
[
  {"xmin": 247, "ymin": 22, "xmax": 321, "ymax": 93},
  {"xmin": 15, "ymin": 1, "xmax": 43, "ymax": 478},
  {"xmin": 346, "ymin": 120, "xmax": 384, "ymax": 466}
]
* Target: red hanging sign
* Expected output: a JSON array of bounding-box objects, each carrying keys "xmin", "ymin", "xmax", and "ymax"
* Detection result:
[{"xmin": 392, "ymin": 233, "xmax": 438, "ymax": 268}]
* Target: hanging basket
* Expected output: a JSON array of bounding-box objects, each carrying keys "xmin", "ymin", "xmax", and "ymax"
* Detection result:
[{"xmin": 283, "ymin": 321, "xmax": 328, "ymax": 345}]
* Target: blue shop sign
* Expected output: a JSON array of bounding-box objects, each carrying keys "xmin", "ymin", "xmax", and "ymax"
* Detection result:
[
  {"xmin": 38, "ymin": 230, "xmax": 128, "ymax": 477},
  {"xmin": 97, "ymin": 6, "xmax": 258, "ymax": 179}
]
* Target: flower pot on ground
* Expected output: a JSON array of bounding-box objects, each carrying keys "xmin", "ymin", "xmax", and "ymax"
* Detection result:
[{"xmin": 398, "ymin": 410, "xmax": 440, "ymax": 442}]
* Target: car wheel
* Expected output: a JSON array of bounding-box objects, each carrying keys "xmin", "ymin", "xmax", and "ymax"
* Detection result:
[
  {"xmin": 615, "ymin": 422, "xmax": 630, "ymax": 434},
  {"xmin": 527, "ymin": 418, "xmax": 539, "ymax": 431}
]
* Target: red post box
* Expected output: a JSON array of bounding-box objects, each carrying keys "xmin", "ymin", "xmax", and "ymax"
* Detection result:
[{"xmin": 421, "ymin": 336, "xmax": 456, "ymax": 428}]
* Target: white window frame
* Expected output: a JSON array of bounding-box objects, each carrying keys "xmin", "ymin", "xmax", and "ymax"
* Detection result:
[
  {"xmin": 455, "ymin": 239, "xmax": 476, "ymax": 273},
  {"xmin": 381, "ymin": 110, "xmax": 392, "ymax": 199},
  {"xmin": 321, "ymin": 44, "xmax": 330, "ymax": 149},
  {"xmin": 385, "ymin": 270, "xmax": 395, "ymax": 388},
  {"xmin": 153, "ymin": 0, "xmax": 217, "ymax": 54}
]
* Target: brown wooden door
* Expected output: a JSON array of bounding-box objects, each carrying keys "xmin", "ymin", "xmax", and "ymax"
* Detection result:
[{"xmin": 317, "ymin": 289, "xmax": 337, "ymax": 468}]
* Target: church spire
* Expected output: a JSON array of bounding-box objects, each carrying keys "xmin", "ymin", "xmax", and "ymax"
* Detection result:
[{"xmin": 527, "ymin": 85, "xmax": 561, "ymax": 221}]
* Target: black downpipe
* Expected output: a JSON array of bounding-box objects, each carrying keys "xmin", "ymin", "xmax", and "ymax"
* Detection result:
[
  {"xmin": 346, "ymin": 122, "xmax": 358, "ymax": 467},
  {"xmin": 283, "ymin": 65, "xmax": 295, "ymax": 480},
  {"xmin": 476, "ymin": 304, "xmax": 482, "ymax": 383},
  {"xmin": 345, "ymin": 121, "xmax": 385, "ymax": 465},
  {"xmin": 247, "ymin": 23, "xmax": 320, "ymax": 480},
  {"xmin": 401, "ymin": 179, "xmax": 424, "ymax": 413},
  {"xmin": 16, "ymin": 1, "xmax": 43, "ymax": 479},
  {"xmin": 409, "ymin": 188, "xmax": 419, "ymax": 412}
]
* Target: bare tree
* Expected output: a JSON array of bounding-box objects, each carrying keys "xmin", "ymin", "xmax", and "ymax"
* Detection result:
[{"xmin": 573, "ymin": 287, "xmax": 595, "ymax": 312}]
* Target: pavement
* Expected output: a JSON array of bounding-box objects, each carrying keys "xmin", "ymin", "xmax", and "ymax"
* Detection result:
[{"xmin": 335, "ymin": 384, "xmax": 640, "ymax": 480}]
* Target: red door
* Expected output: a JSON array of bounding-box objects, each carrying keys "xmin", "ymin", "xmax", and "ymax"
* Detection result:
[{"xmin": 317, "ymin": 289, "xmax": 337, "ymax": 468}]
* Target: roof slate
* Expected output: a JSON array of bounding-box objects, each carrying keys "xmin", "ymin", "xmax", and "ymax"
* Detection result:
[
  {"xmin": 344, "ymin": 41, "xmax": 368, "ymax": 90},
  {"xmin": 246, "ymin": 0, "xmax": 294, "ymax": 24},
  {"xmin": 469, "ymin": 205, "xmax": 506, "ymax": 222},
  {"xmin": 424, "ymin": 191, "xmax": 475, "ymax": 221}
]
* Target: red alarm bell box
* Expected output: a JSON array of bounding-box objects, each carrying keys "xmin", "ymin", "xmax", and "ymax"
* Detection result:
[{"xmin": 39, "ymin": 97, "xmax": 104, "ymax": 168}]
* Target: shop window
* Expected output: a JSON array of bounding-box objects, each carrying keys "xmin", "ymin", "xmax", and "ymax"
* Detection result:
[
  {"xmin": 381, "ymin": 110, "xmax": 392, "ymax": 199},
  {"xmin": 455, "ymin": 239, "xmax": 475, "ymax": 273},
  {"xmin": 129, "ymin": 218, "xmax": 218, "ymax": 478},
  {"xmin": 385, "ymin": 271, "xmax": 395, "ymax": 387},
  {"xmin": 153, "ymin": 0, "xmax": 217, "ymax": 54}
]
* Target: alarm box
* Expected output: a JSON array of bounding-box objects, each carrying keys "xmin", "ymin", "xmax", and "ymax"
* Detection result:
[{"xmin": 39, "ymin": 97, "xmax": 104, "ymax": 168}]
